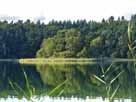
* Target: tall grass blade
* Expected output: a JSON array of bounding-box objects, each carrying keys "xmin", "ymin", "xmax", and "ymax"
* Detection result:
[
  {"xmin": 23, "ymin": 69, "xmax": 29, "ymax": 90},
  {"xmin": 22, "ymin": 69, "xmax": 33, "ymax": 98},
  {"xmin": 128, "ymin": 44, "xmax": 134, "ymax": 58},
  {"xmin": 107, "ymin": 85, "xmax": 111, "ymax": 99},
  {"xmin": 110, "ymin": 85, "xmax": 120, "ymax": 100},
  {"xmin": 105, "ymin": 64, "xmax": 112, "ymax": 74},
  {"xmin": 100, "ymin": 66, "xmax": 105, "ymax": 75},
  {"xmin": 57, "ymin": 89, "xmax": 65, "ymax": 97},
  {"xmin": 93, "ymin": 75, "xmax": 106, "ymax": 85},
  {"xmin": 14, "ymin": 82, "xmax": 26, "ymax": 96},
  {"xmin": 128, "ymin": 22, "xmax": 131, "ymax": 43},
  {"xmin": 48, "ymin": 80, "xmax": 68, "ymax": 96},
  {"xmin": 132, "ymin": 40, "xmax": 136, "ymax": 46},
  {"xmin": 110, "ymin": 71, "xmax": 123, "ymax": 85},
  {"xmin": 108, "ymin": 67, "xmax": 120, "ymax": 77},
  {"xmin": 9, "ymin": 80, "xmax": 20, "ymax": 96}
]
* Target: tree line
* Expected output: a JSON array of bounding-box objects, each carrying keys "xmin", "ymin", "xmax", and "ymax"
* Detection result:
[
  {"xmin": 37, "ymin": 15, "xmax": 136, "ymax": 58},
  {"xmin": 0, "ymin": 15, "xmax": 136, "ymax": 58}
]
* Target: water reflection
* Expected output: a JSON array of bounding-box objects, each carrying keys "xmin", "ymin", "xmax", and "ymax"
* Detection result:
[{"xmin": 0, "ymin": 59, "xmax": 136, "ymax": 102}]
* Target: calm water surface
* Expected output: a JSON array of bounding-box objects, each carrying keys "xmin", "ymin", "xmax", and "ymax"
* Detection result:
[{"xmin": 0, "ymin": 59, "xmax": 135, "ymax": 102}]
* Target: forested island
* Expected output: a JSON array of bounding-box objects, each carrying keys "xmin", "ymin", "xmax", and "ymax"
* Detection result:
[{"xmin": 0, "ymin": 15, "xmax": 136, "ymax": 59}]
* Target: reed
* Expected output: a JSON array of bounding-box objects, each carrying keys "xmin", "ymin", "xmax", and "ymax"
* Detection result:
[
  {"xmin": 9, "ymin": 68, "xmax": 35, "ymax": 101},
  {"xmin": 93, "ymin": 64, "xmax": 123, "ymax": 102},
  {"xmin": 47, "ymin": 79, "xmax": 68, "ymax": 97}
]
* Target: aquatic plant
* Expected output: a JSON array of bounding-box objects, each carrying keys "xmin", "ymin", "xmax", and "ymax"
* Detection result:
[
  {"xmin": 47, "ymin": 79, "xmax": 68, "ymax": 97},
  {"xmin": 127, "ymin": 21, "xmax": 136, "ymax": 59},
  {"xmin": 93, "ymin": 64, "xmax": 123, "ymax": 102},
  {"xmin": 9, "ymin": 68, "xmax": 35, "ymax": 101}
]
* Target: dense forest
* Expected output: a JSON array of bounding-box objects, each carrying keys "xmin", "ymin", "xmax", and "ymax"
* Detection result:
[{"xmin": 0, "ymin": 15, "xmax": 136, "ymax": 58}]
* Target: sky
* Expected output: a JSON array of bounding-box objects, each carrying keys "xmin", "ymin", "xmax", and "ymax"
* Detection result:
[{"xmin": 0, "ymin": 0, "xmax": 136, "ymax": 23}]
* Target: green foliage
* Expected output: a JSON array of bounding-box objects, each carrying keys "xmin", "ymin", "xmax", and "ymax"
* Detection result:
[
  {"xmin": 53, "ymin": 51, "xmax": 75, "ymax": 58},
  {"xmin": 90, "ymin": 36, "xmax": 103, "ymax": 47},
  {"xmin": 38, "ymin": 38, "xmax": 56, "ymax": 57},
  {"xmin": 36, "ymin": 15, "xmax": 133, "ymax": 58},
  {"xmin": 37, "ymin": 29, "xmax": 84, "ymax": 58},
  {"xmin": 77, "ymin": 47, "xmax": 88, "ymax": 57},
  {"xmin": 0, "ymin": 15, "xmax": 134, "ymax": 58}
]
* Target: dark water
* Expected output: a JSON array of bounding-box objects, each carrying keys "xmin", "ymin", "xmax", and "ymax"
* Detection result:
[{"xmin": 0, "ymin": 60, "xmax": 136, "ymax": 102}]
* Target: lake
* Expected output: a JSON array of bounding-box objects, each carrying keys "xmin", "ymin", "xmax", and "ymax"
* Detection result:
[{"xmin": 0, "ymin": 58, "xmax": 136, "ymax": 102}]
